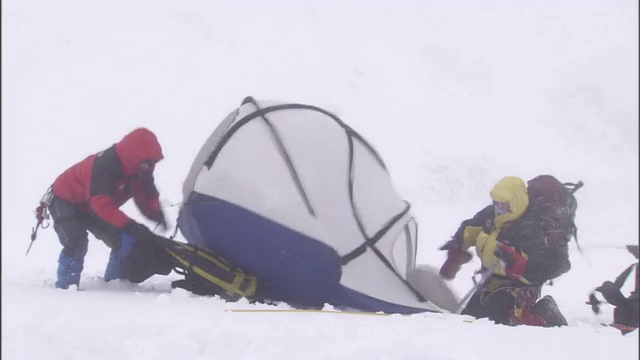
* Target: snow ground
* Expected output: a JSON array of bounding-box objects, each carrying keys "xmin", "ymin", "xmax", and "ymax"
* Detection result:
[{"xmin": 2, "ymin": 0, "xmax": 638, "ymax": 359}]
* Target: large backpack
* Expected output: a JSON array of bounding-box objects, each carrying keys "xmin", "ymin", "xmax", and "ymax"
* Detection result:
[
  {"xmin": 121, "ymin": 235, "xmax": 258, "ymax": 302},
  {"xmin": 164, "ymin": 240, "xmax": 258, "ymax": 302},
  {"xmin": 524, "ymin": 175, "xmax": 584, "ymax": 282}
]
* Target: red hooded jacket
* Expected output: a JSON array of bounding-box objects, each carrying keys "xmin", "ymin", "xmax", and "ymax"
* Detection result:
[{"xmin": 52, "ymin": 128, "xmax": 165, "ymax": 229}]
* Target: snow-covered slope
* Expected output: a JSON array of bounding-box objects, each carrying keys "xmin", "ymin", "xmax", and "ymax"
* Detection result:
[{"xmin": 3, "ymin": 1, "xmax": 638, "ymax": 359}]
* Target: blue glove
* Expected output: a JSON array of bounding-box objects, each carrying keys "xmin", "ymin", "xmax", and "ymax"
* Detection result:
[{"xmin": 104, "ymin": 232, "xmax": 137, "ymax": 282}]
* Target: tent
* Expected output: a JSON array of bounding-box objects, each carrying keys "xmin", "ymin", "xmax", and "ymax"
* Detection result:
[{"xmin": 177, "ymin": 96, "xmax": 448, "ymax": 313}]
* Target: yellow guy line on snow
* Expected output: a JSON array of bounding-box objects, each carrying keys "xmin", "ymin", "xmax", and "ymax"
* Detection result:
[
  {"xmin": 225, "ymin": 309, "xmax": 477, "ymax": 323},
  {"xmin": 225, "ymin": 309, "xmax": 391, "ymax": 316}
]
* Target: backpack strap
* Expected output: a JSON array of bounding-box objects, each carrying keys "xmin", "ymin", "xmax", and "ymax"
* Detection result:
[
  {"xmin": 563, "ymin": 180, "xmax": 584, "ymax": 252},
  {"xmin": 162, "ymin": 239, "xmax": 258, "ymax": 300},
  {"xmin": 564, "ymin": 181, "xmax": 584, "ymax": 194}
]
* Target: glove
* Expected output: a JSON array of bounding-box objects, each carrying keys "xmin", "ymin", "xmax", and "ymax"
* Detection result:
[
  {"xmin": 123, "ymin": 220, "xmax": 157, "ymax": 243},
  {"xmin": 149, "ymin": 211, "xmax": 168, "ymax": 232},
  {"xmin": 495, "ymin": 243, "xmax": 527, "ymax": 280},
  {"xmin": 439, "ymin": 248, "xmax": 473, "ymax": 280}
]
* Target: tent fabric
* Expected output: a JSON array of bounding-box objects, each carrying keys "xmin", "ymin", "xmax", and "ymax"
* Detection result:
[{"xmin": 177, "ymin": 96, "xmax": 441, "ymax": 313}]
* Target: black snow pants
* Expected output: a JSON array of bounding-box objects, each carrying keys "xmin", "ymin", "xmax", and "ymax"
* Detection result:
[{"xmin": 48, "ymin": 195, "xmax": 121, "ymax": 258}]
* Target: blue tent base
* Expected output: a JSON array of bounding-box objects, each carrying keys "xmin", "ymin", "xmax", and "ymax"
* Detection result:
[{"xmin": 178, "ymin": 192, "xmax": 436, "ymax": 314}]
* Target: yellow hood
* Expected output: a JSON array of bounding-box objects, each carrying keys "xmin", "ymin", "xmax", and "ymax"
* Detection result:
[{"xmin": 490, "ymin": 176, "xmax": 529, "ymax": 228}]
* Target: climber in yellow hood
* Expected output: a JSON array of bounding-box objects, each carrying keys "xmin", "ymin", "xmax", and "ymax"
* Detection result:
[
  {"xmin": 458, "ymin": 176, "xmax": 529, "ymax": 276},
  {"xmin": 437, "ymin": 175, "xmax": 579, "ymax": 328}
]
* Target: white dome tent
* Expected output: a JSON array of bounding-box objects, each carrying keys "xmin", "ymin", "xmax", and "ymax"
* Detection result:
[{"xmin": 177, "ymin": 96, "xmax": 452, "ymax": 313}]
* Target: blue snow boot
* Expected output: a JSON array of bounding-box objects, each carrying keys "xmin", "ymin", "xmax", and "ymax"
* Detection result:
[
  {"xmin": 104, "ymin": 232, "xmax": 137, "ymax": 282},
  {"xmin": 55, "ymin": 252, "xmax": 84, "ymax": 289}
]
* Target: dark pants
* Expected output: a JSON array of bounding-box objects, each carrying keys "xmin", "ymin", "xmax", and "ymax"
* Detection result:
[
  {"xmin": 49, "ymin": 195, "xmax": 176, "ymax": 283},
  {"xmin": 462, "ymin": 277, "xmax": 542, "ymax": 326},
  {"xmin": 48, "ymin": 196, "xmax": 121, "ymax": 258}
]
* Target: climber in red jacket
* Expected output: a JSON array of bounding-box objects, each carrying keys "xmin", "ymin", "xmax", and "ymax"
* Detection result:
[{"xmin": 46, "ymin": 128, "xmax": 168, "ymax": 289}]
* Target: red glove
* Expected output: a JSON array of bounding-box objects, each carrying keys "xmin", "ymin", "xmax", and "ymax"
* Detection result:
[
  {"xmin": 495, "ymin": 243, "xmax": 527, "ymax": 280},
  {"xmin": 439, "ymin": 248, "xmax": 473, "ymax": 280}
]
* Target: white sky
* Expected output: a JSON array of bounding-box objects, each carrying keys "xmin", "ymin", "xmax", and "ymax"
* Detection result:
[{"xmin": 2, "ymin": 1, "xmax": 638, "ymax": 359}]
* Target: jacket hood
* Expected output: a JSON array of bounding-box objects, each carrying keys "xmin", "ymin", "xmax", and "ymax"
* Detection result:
[
  {"xmin": 490, "ymin": 176, "xmax": 529, "ymax": 228},
  {"xmin": 114, "ymin": 128, "xmax": 164, "ymax": 176}
]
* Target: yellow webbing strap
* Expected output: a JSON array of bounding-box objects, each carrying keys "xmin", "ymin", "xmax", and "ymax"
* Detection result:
[{"xmin": 167, "ymin": 247, "xmax": 257, "ymax": 298}]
